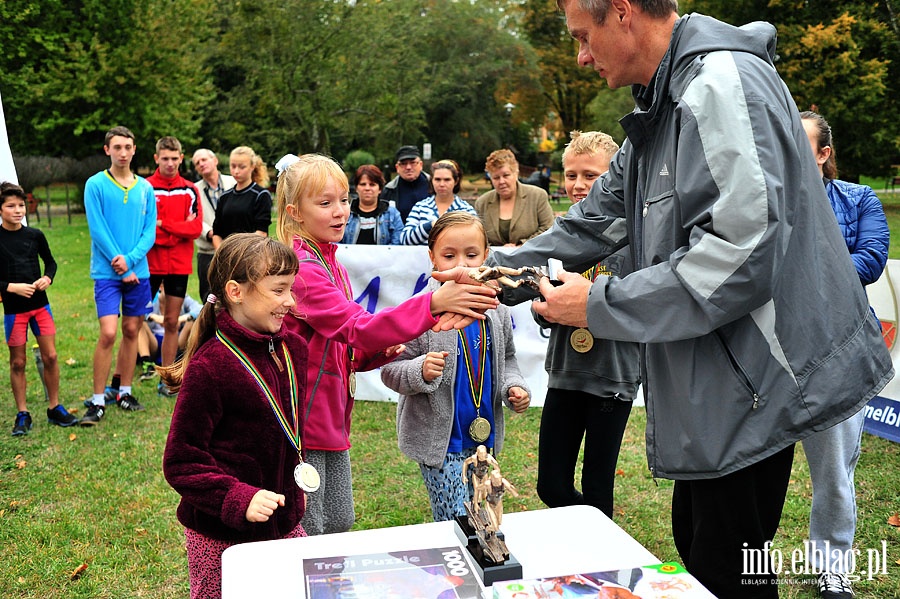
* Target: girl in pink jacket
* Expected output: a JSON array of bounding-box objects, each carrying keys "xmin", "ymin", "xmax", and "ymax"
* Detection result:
[{"xmin": 274, "ymin": 153, "xmax": 498, "ymax": 535}]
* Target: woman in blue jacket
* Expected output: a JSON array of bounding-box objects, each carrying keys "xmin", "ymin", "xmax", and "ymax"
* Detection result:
[
  {"xmin": 801, "ymin": 110, "xmax": 889, "ymax": 599},
  {"xmin": 341, "ymin": 165, "xmax": 403, "ymax": 245}
]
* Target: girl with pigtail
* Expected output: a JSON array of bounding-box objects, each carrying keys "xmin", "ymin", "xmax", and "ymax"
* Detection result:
[
  {"xmin": 161, "ymin": 233, "xmax": 310, "ymax": 599},
  {"xmin": 273, "ymin": 153, "xmax": 499, "ymax": 535}
]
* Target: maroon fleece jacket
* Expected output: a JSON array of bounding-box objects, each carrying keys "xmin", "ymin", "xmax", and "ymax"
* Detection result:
[{"xmin": 163, "ymin": 311, "xmax": 309, "ymax": 542}]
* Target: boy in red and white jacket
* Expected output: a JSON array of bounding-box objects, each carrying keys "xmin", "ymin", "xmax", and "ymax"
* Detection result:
[{"xmin": 146, "ymin": 136, "xmax": 202, "ymax": 389}]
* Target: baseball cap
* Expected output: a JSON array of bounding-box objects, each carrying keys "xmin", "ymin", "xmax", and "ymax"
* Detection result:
[{"xmin": 395, "ymin": 145, "xmax": 420, "ymax": 162}]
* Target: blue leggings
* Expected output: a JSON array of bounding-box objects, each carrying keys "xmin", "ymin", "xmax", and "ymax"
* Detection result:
[{"xmin": 419, "ymin": 446, "xmax": 478, "ymax": 522}]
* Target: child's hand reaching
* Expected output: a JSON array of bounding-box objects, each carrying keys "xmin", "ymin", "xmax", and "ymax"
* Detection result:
[
  {"xmin": 245, "ymin": 489, "xmax": 285, "ymax": 523},
  {"xmin": 508, "ymin": 386, "xmax": 530, "ymax": 413},
  {"xmin": 422, "ymin": 351, "xmax": 449, "ymax": 382},
  {"xmin": 383, "ymin": 344, "xmax": 406, "ymax": 359}
]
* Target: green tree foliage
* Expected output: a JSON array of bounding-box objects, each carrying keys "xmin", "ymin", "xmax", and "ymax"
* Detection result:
[
  {"xmin": 0, "ymin": 0, "xmax": 216, "ymax": 164},
  {"xmin": 520, "ymin": 0, "xmax": 605, "ymax": 136},
  {"xmin": 681, "ymin": 0, "xmax": 898, "ymax": 180},
  {"xmin": 205, "ymin": 0, "xmax": 541, "ymax": 171}
]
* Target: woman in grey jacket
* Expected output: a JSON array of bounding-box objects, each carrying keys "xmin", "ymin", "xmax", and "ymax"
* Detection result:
[{"xmin": 381, "ymin": 213, "xmax": 530, "ymax": 522}]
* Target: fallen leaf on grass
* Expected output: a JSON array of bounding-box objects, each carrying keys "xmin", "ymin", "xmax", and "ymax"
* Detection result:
[
  {"xmin": 615, "ymin": 469, "xmax": 625, "ymax": 476},
  {"xmin": 16, "ymin": 459, "xmax": 26, "ymax": 469},
  {"xmin": 70, "ymin": 563, "xmax": 88, "ymax": 580},
  {"xmin": 135, "ymin": 527, "xmax": 147, "ymax": 535},
  {"xmin": 71, "ymin": 313, "xmax": 80, "ymax": 318},
  {"xmin": 65, "ymin": 358, "xmax": 77, "ymax": 366},
  {"xmin": 68, "ymin": 433, "xmax": 77, "ymax": 441},
  {"xmin": 888, "ymin": 513, "xmax": 900, "ymax": 527},
  {"xmin": 18, "ymin": 577, "xmax": 25, "ymax": 584}
]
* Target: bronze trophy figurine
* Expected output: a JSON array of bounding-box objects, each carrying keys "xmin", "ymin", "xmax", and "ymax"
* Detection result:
[{"xmin": 455, "ymin": 446, "xmax": 523, "ymax": 585}]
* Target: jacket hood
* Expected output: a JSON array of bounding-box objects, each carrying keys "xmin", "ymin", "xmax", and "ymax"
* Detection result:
[
  {"xmin": 634, "ymin": 13, "xmax": 777, "ymax": 112},
  {"xmin": 350, "ymin": 197, "xmax": 390, "ymax": 216}
]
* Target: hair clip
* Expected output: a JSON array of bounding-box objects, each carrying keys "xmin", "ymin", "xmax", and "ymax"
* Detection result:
[
  {"xmin": 206, "ymin": 293, "xmax": 217, "ymax": 304},
  {"xmin": 275, "ymin": 154, "xmax": 301, "ymax": 176}
]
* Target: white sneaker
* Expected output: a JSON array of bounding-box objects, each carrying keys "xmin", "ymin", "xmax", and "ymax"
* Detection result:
[{"xmin": 818, "ymin": 572, "xmax": 853, "ymax": 599}]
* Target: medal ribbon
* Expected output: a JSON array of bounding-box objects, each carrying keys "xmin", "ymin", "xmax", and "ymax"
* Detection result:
[
  {"xmin": 458, "ymin": 320, "xmax": 488, "ymax": 411},
  {"xmin": 304, "ymin": 239, "xmax": 352, "ymax": 301},
  {"xmin": 217, "ymin": 330, "xmax": 301, "ymax": 455},
  {"xmin": 302, "ymin": 239, "xmax": 356, "ymax": 367}
]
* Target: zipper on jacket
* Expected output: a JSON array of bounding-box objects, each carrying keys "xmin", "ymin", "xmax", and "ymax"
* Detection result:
[
  {"xmin": 269, "ymin": 339, "xmax": 284, "ymax": 372},
  {"xmin": 715, "ymin": 331, "xmax": 760, "ymax": 408}
]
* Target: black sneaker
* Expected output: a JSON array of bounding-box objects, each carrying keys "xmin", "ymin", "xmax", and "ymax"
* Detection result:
[
  {"xmin": 12, "ymin": 411, "xmax": 32, "ymax": 436},
  {"xmin": 818, "ymin": 572, "xmax": 853, "ymax": 599},
  {"xmin": 47, "ymin": 405, "xmax": 78, "ymax": 427},
  {"xmin": 139, "ymin": 362, "xmax": 158, "ymax": 382},
  {"xmin": 83, "ymin": 386, "xmax": 118, "ymax": 408},
  {"xmin": 117, "ymin": 393, "xmax": 145, "ymax": 412},
  {"xmin": 79, "ymin": 404, "xmax": 105, "ymax": 426}
]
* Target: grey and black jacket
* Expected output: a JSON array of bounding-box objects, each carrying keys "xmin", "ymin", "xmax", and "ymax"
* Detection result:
[{"xmin": 491, "ymin": 14, "xmax": 893, "ymax": 480}]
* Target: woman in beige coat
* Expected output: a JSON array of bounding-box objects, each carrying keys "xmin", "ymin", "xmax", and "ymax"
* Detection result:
[{"xmin": 475, "ymin": 149, "xmax": 554, "ymax": 247}]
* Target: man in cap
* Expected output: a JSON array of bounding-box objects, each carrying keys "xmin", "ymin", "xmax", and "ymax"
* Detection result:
[{"xmin": 380, "ymin": 145, "xmax": 431, "ymax": 223}]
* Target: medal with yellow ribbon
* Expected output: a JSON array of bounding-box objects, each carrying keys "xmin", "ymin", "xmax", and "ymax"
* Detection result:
[
  {"xmin": 459, "ymin": 320, "xmax": 491, "ymax": 443},
  {"xmin": 217, "ymin": 330, "xmax": 320, "ymax": 493},
  {"xmin": 569, "ymin": 263, "xmax": 606, "ymax": 353}
]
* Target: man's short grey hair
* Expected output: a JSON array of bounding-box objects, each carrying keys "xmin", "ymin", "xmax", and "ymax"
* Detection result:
[
  {"xmin": 191, "ymin": 148, "xmax": 217, "ymax": 163},
  {"xmin": 557, "ymin": 0, "xmax": 678, "ymax": 23}
]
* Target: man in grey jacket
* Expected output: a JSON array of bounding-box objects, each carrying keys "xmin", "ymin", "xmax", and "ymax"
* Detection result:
[{"xmin": 441, "ymin": 1, "xmax": 893, "ymax": 598}]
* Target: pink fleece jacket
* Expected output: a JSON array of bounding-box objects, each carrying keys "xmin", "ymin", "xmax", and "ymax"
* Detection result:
[{"xmin": 284, "ymin": 237, "xmax": 438, "ymax": 451}]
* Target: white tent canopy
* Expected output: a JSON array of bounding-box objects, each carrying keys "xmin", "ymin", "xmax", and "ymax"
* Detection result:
[{"xmin": 0, "ymin": 90, "xmax": 16, "ymax": 184}]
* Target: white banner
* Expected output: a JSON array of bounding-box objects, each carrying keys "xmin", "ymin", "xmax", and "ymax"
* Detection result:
[{"xmin": 337, "ymin": 244, "xmax": 550, "ymax": 406}]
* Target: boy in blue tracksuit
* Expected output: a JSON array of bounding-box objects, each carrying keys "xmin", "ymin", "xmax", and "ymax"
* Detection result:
[{"xmin": 82, "ymin": 125, "xmax": 157, "ymax": 425}]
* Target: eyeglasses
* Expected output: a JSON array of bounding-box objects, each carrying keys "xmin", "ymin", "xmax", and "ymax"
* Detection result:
[{"xmin": 397, "ymin": 159, "xmax": 421, "ymax": 168}]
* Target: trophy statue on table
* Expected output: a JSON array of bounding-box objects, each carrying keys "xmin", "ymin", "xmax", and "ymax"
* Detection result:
[{"xmin": 456, "ymin": 446, "xmax": 523, "ymax": 585}]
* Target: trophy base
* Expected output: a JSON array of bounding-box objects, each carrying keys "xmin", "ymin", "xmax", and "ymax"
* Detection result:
[{"xmin": 453, "ymin": 514, "xmax": 522, "ymax": 586}]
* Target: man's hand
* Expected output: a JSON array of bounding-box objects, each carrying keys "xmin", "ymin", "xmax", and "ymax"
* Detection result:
[
  {"xmin": 531, "ymin": 269, "xmax": 591, "ymax": 328},
  {"xmin": 122, "ymin": 272, "xmax": 139, "ymax": 285},
  {"xmin": 33, "ymin": 276, "xmax": 51, "ymax": 291}
]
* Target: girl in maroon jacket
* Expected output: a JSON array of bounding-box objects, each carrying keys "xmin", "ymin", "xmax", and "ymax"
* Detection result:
[{"xmin": 161, "ymin": 234, "xmax": 310, "ymax": 599}]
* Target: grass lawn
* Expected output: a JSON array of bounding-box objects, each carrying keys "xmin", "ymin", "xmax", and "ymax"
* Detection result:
[{"xmin": 0, "ymin": 207, "xmax": 899, "ymax": 597}]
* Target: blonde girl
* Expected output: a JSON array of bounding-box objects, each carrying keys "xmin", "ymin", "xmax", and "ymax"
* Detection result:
[
  {"xmin": 274, "ymin": 153, "xmax": 499, "ymax": 535},
  {"xmin": 211, "ymin": 146, "xmax": 272, "ymax": 248},
  {"xmin": 381, "ymin": 211, "xmax": 530, "ymax": 522},
  {"xmin": 162, "ymin": 234, "xmax": 309, "ymax": 599}
]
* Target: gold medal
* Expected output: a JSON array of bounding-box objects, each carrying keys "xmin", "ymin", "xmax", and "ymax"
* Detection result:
[
  {"xmin": 469, "ymin": 416, "xmax": 492, "ymax": 443},
  {"xmin": 348, "ymin": 372, "xmax": 357, "ymax": 397},
  {"xmin": 570, "ymin": 328, "xmax": 594, "ymax": 353},
  {"xmin": 294, "ymin": 461, "xmax": 320, "ymax": 493}
]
